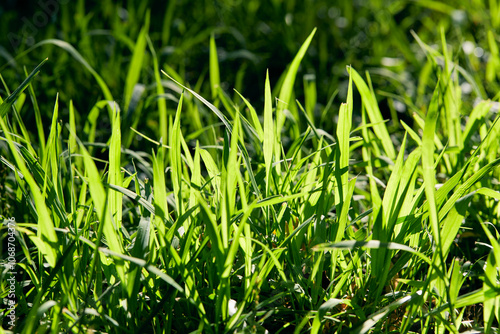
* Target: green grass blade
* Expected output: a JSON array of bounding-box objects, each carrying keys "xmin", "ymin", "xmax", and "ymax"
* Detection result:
[
  {"xmin": 264, "ymin": 70, "xmax": 274, "ymax": 196},
  {"xmin": 124, "ymin": 11, "xmax": 150, "ymax": 112},
  {"xmin": 0, "ymin": 58, "xmax": 47, "ymax": 118},
  {"xmin": 422, "ymin": 82, "xmax": 442, "ymax": 250},
  {"xmin": 210, "ymin": 33, "xmax": 221, "ymax": 101},
  {"xmin": 152, "ymin": 147, "xmax": 168, "ymax": 243},
  {"xmin": 335, "ymin": 66, "xmax": 353, "ymax": 204},
  {"xmin": 24, "ymin": 65, "xmax": 46, "ymax": 155},
  {"xmin": 170, "ymin": 93, "xmax": 184, "ymax": 217},
  {"xmin": 79, "ymin": 141, "xmax": 126, "ymax": 283},
  {"xmin": 276, "ymin": 28, "xmax": 316, "ymax": 134},
  {"xmin": 146, "ymin": 35, "xmax": 168, "ymax": 144},
  {"xmin": 108, "ymin": 106, "xmax": 123, "ymax": 230},
  {"xmin": 0, "ymin": 115, "xmax": 58, "ymax": 267},
  {"xmin": 234, "ymin": 88, "xmax": 264, "ymax": 140},
  {"xmin": 351, "ymin": 67, "xmax": 396, "ymax": 159}
]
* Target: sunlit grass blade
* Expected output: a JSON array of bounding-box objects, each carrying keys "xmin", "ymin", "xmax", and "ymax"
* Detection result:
[
  {"xmin": 234, "ymin": 89, "xmax": 264, "ymax": 141},
  {"xmin": 351, "ymin": 67, "xmax": 396, "ymax": 160},
  {"xmin": 422, "ymin": 81, "xmax": 442, "ymax": 251},
  {"xmin": 146, "ymin": 35, "xmax": 168, "ymax": 144},
  {"xmin": 108, "ymin": 106, "xmax": 123, "ymax": 230},
  {"xmin": 0, "ymin": 58, "xmax": 47, "ymax": 118},
  {"xmin": 79, "ymin": 141, "xmax": 126, "ymax": 283},
  {"xmin": 152, "ymin": 146, "xmax": 168, "ymax": 246},
  {"xmin": 24, "ymin": 65, "xmax": 46, "ymax": 156},
  {"xmin": 0, "ymin": 116, "xmax": 59, "ymax": 267},
  {"xmin": 170, "ymin": 92, "xmax": 184, "ymax": 217},
  {"xmin": 480, "ymin": 221, "xmax": 500, "ymax": 332},
  {"xmin": 335, "ymin": 67, "xmax": 353, "ymax": 213},
  {"xmin": 123, "ymin": 11, "xmax": 150, "ymax": 112},
  {"xmin": 210, "ymin": 33, "xmax": 221, "ymax": 102},
  {"xmin": 68, "ymin": 100, "xmax": 77, "ymax": 154},
  {"xmin": 163, "ymin": 71, "xmax": 262, "ymax": 198},
  {"xmin": 274, "ymin": 28, "xmax": 316, "ymax": 175},
  {"xmin": 276, "ymin": 28, "xmax": 316, "ymax": 133},
  {"xmin": 264, "ymin": 70, "xmax": 274, "ymax": 197}
]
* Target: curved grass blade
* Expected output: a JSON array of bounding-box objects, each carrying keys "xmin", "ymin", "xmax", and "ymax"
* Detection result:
[
  {"xmin": 276, "ymin": 28, "xmax": 317, "ymax": 133},
  {"xmin": 30, "ymin": 39, "xmax": 113, "ymax": 102}
]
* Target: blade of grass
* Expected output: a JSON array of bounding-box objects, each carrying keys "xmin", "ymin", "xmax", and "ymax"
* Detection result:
[
  {"xmin": 124, "ymin": 11, "xmax": 150, "ymax": 112},
  {"xmin": 0, "ymin": 58, "xmax": 47, "ymax": 118},
  {"xmin": 351, "ymin": 67, "xmax": 396, "ymax": 159},
  {"xmin": 108, "ymin": 105, "xmax": 123, "ymax": 231},
  {"xmin": 0, "ymin": 116, "xmax": 59, "ymax": 267},
  {"xmin": 79, "ymin": 140, "xmax": 126, "ymax": 283},
  {"xmin": 210, "ymin": 33, "xmax": 221, "ymax": 102}
]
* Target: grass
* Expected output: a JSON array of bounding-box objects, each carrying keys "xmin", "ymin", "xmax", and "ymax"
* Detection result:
[{"xmin": 2, "ymin": 1, "xmax": 500, "ymax": 333}]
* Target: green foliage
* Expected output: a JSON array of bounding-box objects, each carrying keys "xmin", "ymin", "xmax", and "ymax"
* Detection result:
[{"xmin": 2, "ymin": 1, "xmax": 500, "ymax": 333}]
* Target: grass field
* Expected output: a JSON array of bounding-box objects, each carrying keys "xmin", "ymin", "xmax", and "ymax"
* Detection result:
[{"xmin": 1, "ymin": 1, "xmax": 500, "ymax": 333}]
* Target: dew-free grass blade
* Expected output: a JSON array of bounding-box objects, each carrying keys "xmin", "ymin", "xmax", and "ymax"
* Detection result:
[
  {"xmin": 0, "ymin": 58, "xmax": 47, "ymax": 118},
  {"xmin": 163, "ymin": 71, "xmax": 262, "ymax": 198},
  {"xmin": 80, "ymin": 142, "xmax": 126, "ymax": 283},
  {"xmin": 480, "ymin": 222, "xmax": 500, "ymax": 332},
  {"xmin": 146, "ymin": 35, "xmax": 168, "ymax": 145},
  {"xmin": 108, "ymin": 106, "xmax": 123, "ymax": 230},
  {"xmin": 210, "ymin": 33, "xmax": 221, "ymax": 101},
  {"xmin": 274, "ymin": 28, "xmax": 316, "ymax": 176},
  {"xmin": 276, "ymin": 28, "xmax": 316, "ymax": 135},
  {"xmin": 234, "ymin": 89, "xmax": 264, "ymax": 140},
  {"xmin": 98, "ymin": 247, "xmax": 183, "ymax": 294},
  {"xmin": 105, "ymin": 182, "xmax": 156, "ymax": 216},
  {"xmin": 124, "ymin": 11, "xmax": 150, "ymax": 112},
  {"xmin": 127, "ymin": 215, "xmax": 151, "ymax": 299},
  {"xmin": 351, "ymin": 67, "xmax": 396, "ymax": 160},
  {"xmin": 152, "ymin": 147, "xmax": 169, "ymax": 243},
  {"xmin": 0, "ymin": 117, "xmax": 59, "ymax": 267},
  {"xmin": 422, "ymin": 81, "xmax": 442, "ymax": 250},
  {"xmin": 264, "ymin": 70, "xmax": 274, "ymax": 197},
  {"xmin": 16, "ymin": 146, "xmax": 69, "ymax": 227},
  {"xmin": 311, "ymin": 298, "xmax": 351, "ymax": 334},
  {"xmin": 353, "ymin": 292, "xmax": 421, "ymax": 334},
  {"xmin": 334, "ymin": 66, "xmax": 353, "ymax": 214},
  {"xmin": 170, "ymin": 92, "xmax": 184, "ymax": 218}
]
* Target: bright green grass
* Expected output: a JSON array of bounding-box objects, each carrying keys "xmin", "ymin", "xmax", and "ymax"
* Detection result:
[{"xmin": 2, "ymin": 3, "xmax": 500, "ymax": 333}]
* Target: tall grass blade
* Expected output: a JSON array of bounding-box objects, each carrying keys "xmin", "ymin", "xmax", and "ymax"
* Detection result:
[
  {"xmin": 80, "ymin": 142, "xmax": 126, "ymax": 283},
  {"xmin": 108, "ymin": 106, "xmax": 123, "ymax": 230},
  {"xmin": 124, "ymin": 11, "xmax": 150, "ymax": 112},
  {"xmin": 210, "ymin": 33, "xmax": 221, "ymax": 102},
  {"xmin": 351, "ymin": 67, "xmax": 396, "ymax": 159},
  {"xmin": 0, "ymin": 116, "xmax": 58, "ymax": 267},
  {"xmin": 0, "ymin": 58, "xmax": 47, "ymax": 118}
]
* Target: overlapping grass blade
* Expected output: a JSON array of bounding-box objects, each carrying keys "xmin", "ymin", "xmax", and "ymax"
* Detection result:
[
  {"xmin": 79, "ymin": 141, "xmax": 126, "ymax": 283},
  {"xmin": 351, "ymin": 67, "xmax": 396, "ymax": 159},
  {"xmin": 0, "ymin": 116, "xmax": 59, "ymax": 267}
]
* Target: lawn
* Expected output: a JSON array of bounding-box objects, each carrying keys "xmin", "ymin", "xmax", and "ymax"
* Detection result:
[{"xmin": 1, "ymin": 1, "xmax": 500, "ymax": 333}]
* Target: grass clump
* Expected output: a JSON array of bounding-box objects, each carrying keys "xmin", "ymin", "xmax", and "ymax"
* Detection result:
[{"xmin": 2, "ymin": 2, "xmax": 500, "ymax": 333}]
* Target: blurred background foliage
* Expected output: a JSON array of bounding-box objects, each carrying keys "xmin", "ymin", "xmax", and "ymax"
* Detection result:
[{"xmin": 0, "ymin": 0, "xmax": 499, "ymax": 144}]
